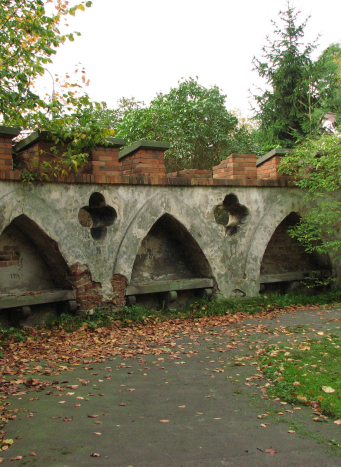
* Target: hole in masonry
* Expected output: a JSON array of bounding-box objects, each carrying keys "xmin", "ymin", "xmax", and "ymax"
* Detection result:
[{"xmin": 78, "ymin": 192, "xmax": 117, "ymax": 240}]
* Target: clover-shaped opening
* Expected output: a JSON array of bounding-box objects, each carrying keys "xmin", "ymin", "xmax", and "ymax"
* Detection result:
[
  {"xmin": 78, "ymin": 192, "xmax": 117, "ymax": 240},
  {"xmin": 214, "ymin": 193, "xmax": 249, "ymax": 235}
]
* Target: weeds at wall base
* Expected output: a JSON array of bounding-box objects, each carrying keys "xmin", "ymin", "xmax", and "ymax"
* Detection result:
[{"xmin": 1, "ymin": 289, "xmax": 341, "ymax": 352}]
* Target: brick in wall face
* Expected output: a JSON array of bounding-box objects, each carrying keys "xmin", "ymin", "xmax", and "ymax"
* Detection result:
[{"xmin": 260, "ymin": 214, "xmax": 319, "ymax": 275}]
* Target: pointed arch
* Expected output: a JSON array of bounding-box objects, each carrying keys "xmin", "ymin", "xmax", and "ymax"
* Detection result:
[
  {"xmin": 131, "ymin": 213, "xmax": 212, "ymax": 284},
  {"xmin": 0, "ymin": 214, "xmax": 72, "ymax": 294},
  {"xmin": 244, "ymin": 194, "xmax": 305, "ymax": 288},
  {"xmin": 244, "ymin": 194, "xmax": 331, "ymax": 290},
  {"xmin": 114, "ymin": 192, "xmax": 213, "ymax": 281}
]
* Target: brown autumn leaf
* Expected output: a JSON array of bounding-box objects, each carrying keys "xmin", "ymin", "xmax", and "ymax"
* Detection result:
[
  {"xmin": 88, "ymin": 414, "xmax": 99, "ymax": 418},
  {"xmin": 63, "ymin": 417, "xmax": 73, "ymax": 422},
  {"xmin": 334, "ymin": 420, "xmax": 341, "ymax": 425},
  {"xmin": 265, "ymin": 448, "xmax": 276, "ymax": 454},
  {"xmin": 9, "ymin": 457, "xmax": 23, "ymax": 461},
  {"xmin": 90, "ymin": 453, "xmax": 100, "ymax": 457},
  {"xmin": 29, "ymin": 452, "xmax": 37, "ymax": 456},
  {"xmin": 159, "ymin": 420, "xmax": 169, "ymax": 423}
]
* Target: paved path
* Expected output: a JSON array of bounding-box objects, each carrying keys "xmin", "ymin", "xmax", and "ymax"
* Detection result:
[{"xmin": 2, "ymin": 305, "xmax": 341, "ymax": 466}]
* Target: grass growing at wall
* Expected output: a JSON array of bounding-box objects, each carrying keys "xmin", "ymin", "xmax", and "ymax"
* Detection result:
[
  {"xmin": 117, "ymin": 289, "xmax": 341, "ymax": 323},
  {"xmin": 1, "ymin": 289, "xmax": 341, "ymax": 349},
  {"xmin": 260, "ymin": 335, "xmax": 341, "ymax": 420}
]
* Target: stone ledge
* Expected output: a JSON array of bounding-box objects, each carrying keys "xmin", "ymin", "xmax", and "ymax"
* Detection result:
[
  {"xmin": 119, "ymin": 140, "xmax": 170, "ymax": 160},
  {"xmin": 0, "ymin": 126, "xmax": 21, "ymax": 139}
]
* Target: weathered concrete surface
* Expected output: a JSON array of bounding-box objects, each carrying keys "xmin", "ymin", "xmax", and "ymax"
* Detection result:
[
  {"xmin": 0, "ymin": 182, "xmax": 339, "ymax": 314},
  {"xmin": 2, "ymin": 305, "xmax": 341, "ymax": 466}
]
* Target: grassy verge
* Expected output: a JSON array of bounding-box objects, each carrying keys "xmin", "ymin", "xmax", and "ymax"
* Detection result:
[
  {"xmin": 1, "ymin": 289, "xmax": 341, "ymax": 351},
  {"xmin": 260, "ymin": 335, "xmax": 341, "ymax": 419}
]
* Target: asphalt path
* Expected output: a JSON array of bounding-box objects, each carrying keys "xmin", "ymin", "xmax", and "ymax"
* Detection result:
[{"xmin": 2, "ymin": 305, "xmax": 341, "ymax": 466}]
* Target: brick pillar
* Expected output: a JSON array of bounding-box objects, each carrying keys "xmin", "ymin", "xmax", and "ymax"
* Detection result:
[
  {"xmin": 213, "ymin": 154, "xmax": 257, "ymax": 179},
  {"xmin": 89, "ymin": 138, "xmax": 125, "ymax": 175},
  {"xmin": 256, "ymin": 148, "xmax": 294, "ymax": 180},
  {"xmin": 119, "ymin": 141, "xmax": 170, "ymax": 178},
  {"xmin": 0, "ymin": 126, "xmax": 20, "ymax": 172}
]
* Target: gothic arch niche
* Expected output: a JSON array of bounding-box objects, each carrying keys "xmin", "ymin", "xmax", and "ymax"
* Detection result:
[
  {"xmin": 128, "ymin": 214, "xmax": 214, "ymax": 308},
  {"xmin": 0, "ymin": 215, "xmax": 74, "ymax": 326},
  {"xmin": 260, "ymin": 212, "xmax": 332, "ymax": 294}
]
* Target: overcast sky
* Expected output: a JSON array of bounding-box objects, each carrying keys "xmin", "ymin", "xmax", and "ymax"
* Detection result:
[{"xmin": 36, "ymin": 0, "xmax": 341, "ymax": 117}]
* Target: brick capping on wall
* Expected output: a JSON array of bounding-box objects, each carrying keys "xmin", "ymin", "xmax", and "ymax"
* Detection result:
[
  {"xmin": 0, "ymin": 127, "xmax": 295, "ymax": 186},
  {"xmin": 256, "ymin": 148, "xmax": 295, "ymax": 181}
]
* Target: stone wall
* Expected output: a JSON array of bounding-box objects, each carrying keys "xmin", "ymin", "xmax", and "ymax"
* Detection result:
[{"xmin": 0, "ymin": 126, "xmax": 339, "ymax": 323}]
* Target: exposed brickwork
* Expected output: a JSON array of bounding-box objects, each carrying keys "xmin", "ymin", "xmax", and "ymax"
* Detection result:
[
  {"xmin": 119, "ymin": 149, "xmax": 166, "ymax": 178},
  {"xmin": 68, "ymin": 263, "xmax": 103, "ymax": 313},
  {"xmin": 257, "ymin": 155, "xmax": 295, "ymax": 181},
  {"xmin": 213, "ymin": 154, "xmax": 257, "ymax": 180},
  {"xmin": 260, "ymin": 214, "xmax": 318, "ymax": 274},
  {"xmin": 0, "ymin": 137, "xmax": 13, "ymax": 170},
  {"xmin": 111, "ymin": 274, "xmax": 128, "ymax": 309},
  {"xmin": 0, "ymin": 245, "xmax": 20, "ymax": 267},
  {"xmin": 68, "ymin": 264, "xmax": 128, "ymax": 313},
  {"xmin": 13, "ymin": 140, "xmax": 69, "ymax": 172},
  {"xmin": 0, "ymin": 129, "xmax": 296, "ymax": 187},
  {"xmin": 89, "ymin": 146, "xmax": 120, "ymax": 175},
  {"xmin": 167, "ymin": 169, "xmax": 213, "ymax": 179}
]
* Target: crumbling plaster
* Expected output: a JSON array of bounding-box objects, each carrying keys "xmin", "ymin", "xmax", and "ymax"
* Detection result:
[{"xmin": 0, "ymin": 180, "xmax": 335, "ymax": 302}]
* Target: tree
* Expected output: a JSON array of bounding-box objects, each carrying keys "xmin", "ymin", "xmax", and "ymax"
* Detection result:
[
  {"xmin": 0, "ymin": 0, "xmax": 117, "ymax": 181},
  {"xmin": 115, "ymin": 78, "xmax": 260, "ymax": 172},
  {"xmin": 0, "ymin": 0, "xmax": 92, "ymax": 125},
  {"xmin": 279, "ymin": 133, "xmax": 341, "ymax": 255},
  {"xmin": 252, "ymin": 2, "xmax": 341, "ymax": 150}
]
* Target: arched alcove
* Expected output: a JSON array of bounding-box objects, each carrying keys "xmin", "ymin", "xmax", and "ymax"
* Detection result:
[
  {"xmin": 126, "ymin": 214, "xmax": 214, "ymax": 308},
  {"xmin": 0, "ymin": 215, "xmax": 74, "ymax": 326},
  {"xmin": 131, "ymin": 213, "xmax": 212, "ymax": 284},
  {"xmin": 260, "ymin": 212, "xmax": 332, "ymax": 293}
]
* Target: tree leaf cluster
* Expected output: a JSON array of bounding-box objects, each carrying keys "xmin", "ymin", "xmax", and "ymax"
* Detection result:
[
  {"xmin": 252, "ymin": 2, "xmax": 341, "ymax": 149},
  {"xmin": 114, "ymin": 78, "xmax": 260, "ymax": 172}
]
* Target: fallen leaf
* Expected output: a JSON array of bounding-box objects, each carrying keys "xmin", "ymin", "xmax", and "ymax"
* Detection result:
[
  {"xmin": 265, "ymin": 448, "xmax": 276, "ymax": 454},
  {"xmin": 9, "ymin": 457, "xmax": 22, "ymax": 461},
  {"xmin": 159, "ymin": 419, "xmax": 169, "ymax": 423},
  {"xmin": 322, "ymin": 386, "xmax": 335, "ymax": 393},
  {"xmin": 90, "ymin": 453, "xmax": 100, "ymax": 457},
  {"xmin": 334, "ymin": 420, "xmax": 341, "ymax": 425},
  {"xmin": 93, "ymin": 432, "xmax": 102, "ymax": 435},
  {"xmin": 287, "ymin": 430, "xmax": 295, "ymax": 433},
  {"xmin": 2, "ymin": 439, "xmax": 14, "ymax": 446},
  {"xmin": 29, "ymin": 452, "xmax": 37, "ymax": 456},
  {"xmin": 88, "ymin": 414, "xmax": 99, "ymax": 418}
]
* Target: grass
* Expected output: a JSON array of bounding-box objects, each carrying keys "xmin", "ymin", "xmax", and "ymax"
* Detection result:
[
  {"xmin": 1, "ymin": 289, "xmax": 341, "ymax": 351},
  {"xmin": 260, "ymin": 335, "xmax": 341, "ymax": 419},
  {"xmin": 116, "ymin": 289, "xmax": 341, "ymax": 324}
]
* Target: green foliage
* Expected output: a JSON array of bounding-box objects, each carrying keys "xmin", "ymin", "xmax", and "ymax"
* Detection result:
[
  {"xmin": 252, "ymin": 2, "xmax": 341, "ymax": 150},
  {"xmin": 45, "ymin": 308, "xmax": 117, "ymax": 332},
  {"xmin": 0, "ymin": 0, "xmax": 118, "ymax": 181},
  {"xmin": 279, "ymin": 133, "xmax": 341, "ymax": 254},
  {"xmin": 261, "ymin": 335, "xmax": 341, "ymax": 419},
  {"xmin": 115, "ymin": 78, "xmax": 260, "ymax": 172},
  {"xmin": 0, "ymin": 0, "xmax": 91, "ymax": 126}
]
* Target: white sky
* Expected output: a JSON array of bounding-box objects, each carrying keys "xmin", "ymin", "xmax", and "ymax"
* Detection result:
[{"xmin": 36, "ymin": 0, "xmax": 341, "ymax": 118}]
